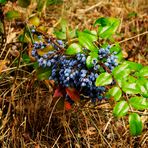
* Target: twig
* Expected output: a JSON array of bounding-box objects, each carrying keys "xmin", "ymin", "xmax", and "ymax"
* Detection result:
[
  {"xmin": 115, "ymin": 31, "xmax": 148, "ymax": 45},
  {"xmin": 84, "ymin": 2, "xmax": 103, "ymax": 13},
  {"xmin": 129, "ymin": 110, "xmax": 148, "ymax": 116}
]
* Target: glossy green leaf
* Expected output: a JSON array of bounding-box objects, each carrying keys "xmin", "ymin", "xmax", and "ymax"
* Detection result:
[
  {"xmin": 138, "ymin": 66, "xmax": 148, "ymax": 77},
  {"xmin": 110, "ymin": 44, "xmax": 121, "ymax": 53},
  {"xmin": 37, "ymin": 67, "xmax": 51, "ymax": 80},
  {"xmin": 108, "ymin": 86, "xmax": 122, "ymax": 101},
  {"xmin": 129, "ymin": 113, "xmax": 143, "ymax": 136},
  {"xmin": 122, "ymin": 81, "xmax": 140, "ymax": 94},
  {"xmin": 110, "ymin": 44, "xmax": 123, "ymax": 61},
  {"xmin": 127, "ymin": 76, "xmax": 137, "ymax": 83},
  {"xmin": 5, "ymin": 10, "xmax": 20, "ymax": 20},
  {"xmin": 116, "ymin": 51, "xmax": 123, "ymax": 62},
  {"xmin": 125, "ymin": 61, "xmax": 143, "ymax": 71},
  {"xmin": 112, "ymin": 62, "xmax": 130, "ymax": 80},
  {"xmin": 129, "ymin": 97, "xmax": 148, "ymax": 110},
  {"xmin": 136, "ymin": 78, "xmax": 148, "ymax": 98},
  {"xmin": 78, "ymin": 31, "xmax": 98, "ymax": 51},
  {"xmin": 113, "ymin": 100, "xmax": 129, "ymax": 117},
  {"xmin": 65, "ymin": 43, "xmax": 82, "ymax": 55},
  {"xmin": 94, "ymin": 17, "xmax": 120, "ymax": 39},
  {"xmin": 95, "ymin": 72, "xmax": 112, "ymax": 86}
]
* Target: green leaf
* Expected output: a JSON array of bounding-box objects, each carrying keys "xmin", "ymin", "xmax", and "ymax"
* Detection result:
[
  {"xmin": 138, "ymin": 66, "xmax": 148, "ymax": 77},
  {"xmin": 69, "ymin": 29, "xmax": 77, "ymax": 39},
  {"xmin": 86, "ymin": 55, "xmax": 98, "ymax": 69},
  {"xmin": 125, "ymin": 61, "xmax": 143, "ymax": 71},
  {"xmin": 112, "ymin": 62, "xmax": 130, "ymax": 80},
  {"xmin": 113, "ymin": 100, "xmax": 129, "ymax": 117},
  {"xmin": 129, "ymin": 113, "xmax": 143, "ymax": 136},
  {"xmin": 136, "ymin": 78, "xmax": 148, "ymax": 98},
  {"xmin": 127, "ymin": 76, "xmax": 137, "ymax": 83},
  {"xmin": 110, "ymin": 44, "xmax": 121, "ymax": 53},
  {"xmin": 108, "ymin": 86, "xmax": 122, "ymax": 101},
  {"xmin": 129, "ymin": 97, "xmax": 148, "ymax": 110},
  {"xmin": 37, "ymin": 67, "xmax": 51, "ymax": 80},
  {"xmin": 95, "ymin": 72, "xmax": 112, "ymax": 86},
  {"xmin": 5, "ymin": 10, "xmax": 20, "ymax": 20},
  {"xmin": 86, "ymin": 56, "xmax": 93, "ymax": 69},
  {"xmin": 94, "ymin": 17, "xmax": 120, "ymax": 39},
  {"xmin": 18, "ymin": 0, "xmax": 31, "ymax": 8},
  {"xmin": 54, "ymin": 31, "xmax": 66, "ymax": 40},
  {"xmin": 22, "ymin": 54, "xmax": 31, "ymax": 64},
  {"xmin": 65, "ymin": 43, "xmax": 82, "ymax": 55},
  {"xmin": 122, "ymin": 81, "xmax": 140, "ymax": 94},
  {"xmin": 0, "ymin": 0, "xmax": 7, "ymax": 5},
  {"xmin": 60, "ymin": 19, "xmax": 68, "ymax": 32},
  {"xmin": 78, "ymin": 31, "xmax": 98, "ymax": 51}
]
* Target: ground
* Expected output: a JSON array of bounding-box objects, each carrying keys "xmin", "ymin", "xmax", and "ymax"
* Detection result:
[{"xmin": 0, "ymin": 0, "xmax": 148, "ymax": 147}]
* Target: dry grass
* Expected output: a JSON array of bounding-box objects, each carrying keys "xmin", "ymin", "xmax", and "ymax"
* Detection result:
[{"xmin": 0, "ymin": 0, "xmax": 148, "ymax": 147}]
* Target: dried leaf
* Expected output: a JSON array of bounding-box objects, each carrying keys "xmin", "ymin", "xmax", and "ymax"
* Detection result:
[{"xmin": 0, "ymin": 60, "xmax": 9, "ymax": 74}]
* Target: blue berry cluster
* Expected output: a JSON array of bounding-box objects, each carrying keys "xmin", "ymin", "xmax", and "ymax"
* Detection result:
[
  {"xmin": 98, "ymin": 46, "xmax": 118, "ymax": 70},
  {"xmin": 31, "ymin": 31, "xmax": 118, "ymax": 103}
]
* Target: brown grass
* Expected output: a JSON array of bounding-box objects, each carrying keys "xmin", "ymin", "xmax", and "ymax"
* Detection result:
[{"xmin": 0, "ymin": 0, "xmax": 148, "ymax": 147}]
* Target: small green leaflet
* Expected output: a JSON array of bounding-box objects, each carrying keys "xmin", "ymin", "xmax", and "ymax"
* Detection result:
[
  {"xmin": 129, "ymin": 113, "xmax": 143, "ymax": 136},
  {"xmin": 65, "ymin": 43, "xmax": 82, "ymax": 55},
  {"xmin": 113, "ymin": 100, "xmax": 129, "ymax": 117},
  {"xmin": 94, "ymin": 17, "xmax": 120, "ymax": 39},
  {"xmin": 86, "ymin": 56, "xmax": 94, "ymax": 69},
  {"xmin": 95, "ymin": 72, "xmax": 112, "ymax": 86},
  {"xmin": 54, "ymin": 31, "xmax": 66, "ymax": 40},
  {"xmin": 129, "ymin": 97, "xmax": 148, "ymax": 110},
  {"xmin": 108, "ymin": 86, "xmax": 122, "ymax": 101},
  {"xmin": 37, "ymin": 67, "xmax": 51, "ymax": 80},
  {"xmin": 5, "ymin": 10, "xmax": 20, "ymax": 20}
]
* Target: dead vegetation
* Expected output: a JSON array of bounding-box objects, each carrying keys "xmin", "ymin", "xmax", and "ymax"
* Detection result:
[{"xmin": 0, "ymin": 0, "xmax": 148, "ymax": 147}]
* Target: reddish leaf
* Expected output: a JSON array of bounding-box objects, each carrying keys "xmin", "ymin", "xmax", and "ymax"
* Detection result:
[
  {"xmin": 53, "ymin": 85, "xmax": 64, "ymax": 98},
  {"xmin": 65, "ymin": 101, "xmax": 72, "ymax": 111},
  {"xmin": 66, "ymin": 87, "xmax": 80, "ymax": 102}
]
